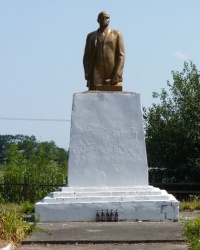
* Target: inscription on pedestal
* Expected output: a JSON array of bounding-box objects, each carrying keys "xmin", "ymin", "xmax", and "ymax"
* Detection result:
[{"xmin": 68, "ymin": 92, "xmax": 148, "ymax": 187}]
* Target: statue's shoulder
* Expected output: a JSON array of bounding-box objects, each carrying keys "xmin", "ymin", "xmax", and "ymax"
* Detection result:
[
  {"xmin": 87, "ymin": 30, "xmax": 97, "ymax": 38},
  {"xmin": 110, "ymin": 29, "xmax": 122, "ymax": 36}
]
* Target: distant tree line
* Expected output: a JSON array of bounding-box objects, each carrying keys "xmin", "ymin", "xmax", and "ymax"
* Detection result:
[{"xmin": 0, "ymin": 134, "xmax": 68, "ymax": 165}]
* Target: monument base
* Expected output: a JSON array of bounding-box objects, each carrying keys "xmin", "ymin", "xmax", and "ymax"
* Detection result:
[
  {"xmin": 36, "ymin": 92, "xmax": 179, "ymax": 222},
  {"xmin": 35, "ymin": 186, "xmax": 179, "ymax": 222}
]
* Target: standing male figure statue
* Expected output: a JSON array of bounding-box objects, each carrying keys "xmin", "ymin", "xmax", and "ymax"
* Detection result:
[{"xmin": 83, "ymin": 11, "xmax": 125, "ymax": 91}]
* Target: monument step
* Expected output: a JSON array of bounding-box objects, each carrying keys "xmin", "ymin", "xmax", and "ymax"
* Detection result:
[
  {"xmin": 61, "ymin": 186, "xmax": 156, "ymax": 192},
  {"xmin": 43, "ymin": 194, "xmax": 171, "ymax": 203},
  {"xmin": 36, "ymin": 185, "xmax": 179, "ymax": 222},
  {"xmin": 50, "ymin": 190, "xmax": 163, "ymax": 198},
  {"xmin": 42, "ymin": 186, "xmax": 170, "ymax": 203}
]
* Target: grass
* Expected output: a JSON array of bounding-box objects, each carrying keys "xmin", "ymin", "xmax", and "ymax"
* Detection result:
[
  {"xmin": 0, "ymin": 201, "xmax": 35, "ymax": 214},
  {"xmin": 18, "ymin": 201, "xmax": 35, "ymax": 214},
  {"xmin": 0, "ymin": 202, "xmax": 37, "ymax": 248},
  {"xmin": 0, "ymin": 202, "xmax": 49, "ymax": 248},
  {"xmin": 179, "ymin": 198, "xmax": 200, "ymax": 211},
  {"xmin": 185, "ymin": 215, "xmax": 200, "ymax": 250},
  {"xmin": 179, "ymin": 197, "xmax": 200, "ymax": 250},
  {"xmin": 0, "ymin": 207, "xmax": 37, "ymax": 247}
]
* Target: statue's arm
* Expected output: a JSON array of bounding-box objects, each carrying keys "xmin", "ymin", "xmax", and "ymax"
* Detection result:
[
  {"xmin": 83, "ymin": 35, "xmax": 90, "ymax": 80},
  {"xmin": 111, "ymin": 31, "xmax": 125, "ymax": 84},
  {"xmin": 115, "ymin": 31, "xmax": 125, "ymax": 77}
]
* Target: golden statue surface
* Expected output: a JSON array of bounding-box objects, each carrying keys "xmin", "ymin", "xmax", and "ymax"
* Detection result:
[{"xmin": 83, "ymin": 11, "xmax": 125, "ymax": 91}]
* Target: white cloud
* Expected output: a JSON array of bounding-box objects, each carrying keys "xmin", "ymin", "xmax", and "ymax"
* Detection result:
[{"xmin": 174, "ymin": 51, "xmax": 187, "ymax": 60}]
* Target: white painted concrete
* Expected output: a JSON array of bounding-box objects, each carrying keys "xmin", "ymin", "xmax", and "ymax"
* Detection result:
[
  {"xmin": 68, "ymin": 92, "xmax": 148, "ymax": 187},
  {"xmin": 35, "ymin": 92, "xmax": 179, "ymax": 222},
  {"xmin": 35, "ymin": 186, "xmax": 179, "ymax": 222}
]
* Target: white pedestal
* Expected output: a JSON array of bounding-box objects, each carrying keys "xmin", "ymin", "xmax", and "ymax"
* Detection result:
[
  {"xmin": 68, "ymin": 92, "xmax": 148, "ymax": 187},
  {"xmin": 35, "ymin": 92, "xmax": 179, "ymax": 222}
]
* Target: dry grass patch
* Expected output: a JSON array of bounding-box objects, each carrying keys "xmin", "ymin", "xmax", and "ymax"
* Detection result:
[{"xmin": 0, "ymin": 207, "xmax": 36, "ymax": 247}]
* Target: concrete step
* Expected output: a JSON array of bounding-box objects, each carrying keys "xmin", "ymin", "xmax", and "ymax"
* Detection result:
[
  {"xmin": 36, "ymin": 186, "xmax": 179, "ymax": 222},
  {"xmin": 61, "ymin": 186, "xmax": 157, "ymax": 192},
  {"xmin": 50, "ymin": 190, "xmax": 163, "ymax": 198},
  {"xmin": 43, "ymin": 194, "xmax": 170, "ymax": 203}
]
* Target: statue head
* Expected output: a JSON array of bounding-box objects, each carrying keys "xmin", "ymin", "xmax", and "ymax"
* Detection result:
[{"xmin": 97, "ymin": 11, "xmax": 110, "ymax": 29}]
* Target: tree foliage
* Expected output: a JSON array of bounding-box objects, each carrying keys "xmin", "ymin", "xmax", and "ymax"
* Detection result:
[
  {"xmin": 143, "ymin": 62, "xmax": 200, "ymax": 182},
  {"xmin": 0, "ymin": 135, "xmax": 36, "ymax": 163},
  {"xmin": 0, "ymin": 134, "xmax": 68, "ymax": 166},
  {"xmin": 0, "ymin": 134, "xmax": 68, "ymax": 202}
]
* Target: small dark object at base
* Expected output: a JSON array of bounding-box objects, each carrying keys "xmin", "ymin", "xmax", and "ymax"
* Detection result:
[
  {"xmin": 101, "ymin": 209, "xmax": 106, "ymax": 222},
  {"xmin": 115, "ymin": 209, "xmax": 119, "ymax": 222},
  {"xmin": 106, "ymin": 209, "xmax": 110, "ymax": 222},
  {"xmin": 96, "ymin": 210, "xmax": 100, "ymax": 222},
  {"xmin": 110, "ymin": 209, "xmax": 114, "ymax": 222}
]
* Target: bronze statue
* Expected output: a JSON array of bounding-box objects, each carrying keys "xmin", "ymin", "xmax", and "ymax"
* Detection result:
[{"xmin": 83, "ymin": 11, "xmax": 125, "ymax": 91}]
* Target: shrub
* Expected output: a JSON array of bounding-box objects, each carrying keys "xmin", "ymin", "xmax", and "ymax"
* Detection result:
[
  {"xmin": 185, "ymin": 215, "xmax": 200, "ymax": 250},
  {"xmin": 0, "ymin": 140, "xmax": 68, "ymax": 203},
  {"xmin": 18, "ymin": 201, "xmax": 35, "ymax": 214},
  {"xmin": 0, "ymin": 208, "xmax": 36, "ymax": 246}
]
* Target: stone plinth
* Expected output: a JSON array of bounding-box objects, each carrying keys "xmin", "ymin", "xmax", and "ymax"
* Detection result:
[
  {"xmin": 68, "ymin": 92, "xmax": 148, "ymax": 187},
  {"xmin": 35, "ymin": 92, "xmax": 179, "ymax": 222},
  {"xmin": 95, "ymin": 82, "xmax": 122, "ymax": 91}
]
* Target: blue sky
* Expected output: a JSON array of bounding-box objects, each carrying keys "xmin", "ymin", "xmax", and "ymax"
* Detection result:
[{"xmin": 1, "ymin": 0, "xmax": 200, "ymax": 149}]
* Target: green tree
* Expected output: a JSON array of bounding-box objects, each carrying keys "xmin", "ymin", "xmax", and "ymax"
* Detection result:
[
  {"xmin": 0, "ymin": 135, "xmax": 36, "ymax": 163},
  {"xmin": 0, "ymin": 135, "xmax": 68, "ymax": 167},
  {"xmin": 143, "ymin": 61, "xmax": 200, "ymax": 183},
  {"xmin": 3, "ymin": 144, "xmax": 26, "ymax": 167},
  {"xmin": 0, "ymin": 135, "xmax": 68, "ymax": 202}
]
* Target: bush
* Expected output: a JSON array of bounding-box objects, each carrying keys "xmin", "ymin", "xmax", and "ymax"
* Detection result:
[
  {"xmin": 185, "ymin": 215, "xmax": 200, "ymax": 250},
  {"xmin": 18, "ymin": 201, "xmax": 35, "ymax": 214},
  {"xmin": 2, "ymin": 167, "xmax": 67, "ymax": 203},
  {"xmin": 0, "ymin": 208, "xmax": 36, "ymax": 246},
  {"xmin": 0, "ymin": 142, "xmax": 67, "ymax": 203}
]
